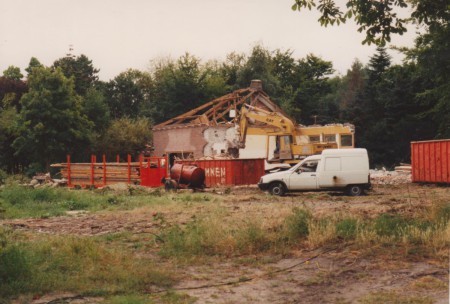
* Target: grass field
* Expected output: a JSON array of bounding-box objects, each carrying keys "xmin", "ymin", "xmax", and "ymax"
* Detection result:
[{"xmin": 0, "ymin": 182, "xmax": 448, "ymax": 303}]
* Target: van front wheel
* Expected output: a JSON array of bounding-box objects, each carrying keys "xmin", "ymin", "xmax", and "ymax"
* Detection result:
[
  {"xmin": 347, "ymin": 185, "xmax": 363, "ymax": 196},
  {"xmin": 269, "ymin": 182, "xmax": 286, "ymax": 196}
]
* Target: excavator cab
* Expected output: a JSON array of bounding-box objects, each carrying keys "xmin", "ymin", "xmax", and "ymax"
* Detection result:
[
  {"xmin": 271, "ymin": 135, "xmax": 293, "ymax": 162},
  {"xmin": 279, "ymin": 135, "xmax": 293, "ymax": 160}
]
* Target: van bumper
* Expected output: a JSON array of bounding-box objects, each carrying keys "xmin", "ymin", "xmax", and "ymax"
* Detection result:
[{"xmin": 258, "ymin": 182, "xmax": 270, "ymax": 191}]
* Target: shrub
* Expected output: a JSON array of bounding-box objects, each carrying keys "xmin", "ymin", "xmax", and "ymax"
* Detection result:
[
  {"xmin": 0, "ymin": 169, "xmax": 7, "ymax": 185},
  {"xmin": 0, "ymin": 245, "xmax": 32, "ymax": 297},
  {"xmin": 336, "ymin": 218, "xmax": 358, "ymax": 240},
  {"xmin": 282, "ymin": 208, "xmax": 311, "ymax": 243},
  {"xmin": 373, "ymin": 214, "xmax": 409, "ymax": 237},
  {"xmin": 237, "ymin": 222, "xmax": 271, "ymax": 254}
]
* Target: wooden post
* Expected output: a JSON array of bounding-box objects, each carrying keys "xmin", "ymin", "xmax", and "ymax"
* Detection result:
[
  {"xmin": 90, "ymin": 155, "xmax": 96, "ymax": 187},
  {"xmin": 103, "ymin": 154, "xmax": 106, "ymax": 186},
  {"xmin": 127, "ymin": 154, "xmax": 131, "ymax": 184},
  {"xmin": 67, "ymin": 154, "xmax": 71, "ymax": 187},
  {"xmin": 116, "ymin": 154, "xmax": 120, "ymax": 163}
]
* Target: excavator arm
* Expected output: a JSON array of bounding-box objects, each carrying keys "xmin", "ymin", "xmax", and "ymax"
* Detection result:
[
  {"xmin": 238, "ymin": 104, "xmax": 296, "ymax": 147},
  {"xmin": 237, "ymin": 104, "xmax": 347, "ymax": 164}
]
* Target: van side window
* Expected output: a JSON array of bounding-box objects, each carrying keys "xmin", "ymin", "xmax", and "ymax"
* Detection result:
[
  {"xmin": 300, "ymin": 160, "xmax": 319, "ymax": 172},
  {"xmin": 325, "ymin": 157, "xmax": 341, "ymax": 171}
]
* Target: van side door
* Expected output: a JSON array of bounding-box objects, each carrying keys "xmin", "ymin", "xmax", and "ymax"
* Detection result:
[
  {"xmin": 288, "ymin": 160, "xmax": 319, "ymax": 190},
  {"xmin": 318, "ymin": 156, "xmax": 342, "ymax": 188}
]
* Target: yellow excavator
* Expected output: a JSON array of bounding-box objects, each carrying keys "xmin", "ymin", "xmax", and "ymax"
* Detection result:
[{"xmin": 238, "ymin": 104, "xmax": 354, "ymax": 164}]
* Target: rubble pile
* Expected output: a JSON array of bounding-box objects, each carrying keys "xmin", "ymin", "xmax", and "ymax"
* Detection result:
[
  {"xmin": 28, "ymin": 173, "xmax": 67, "ymax": 188},
  {"xmin": 370, "ymin": 165, "xmax": 412, "ymax": 185}
]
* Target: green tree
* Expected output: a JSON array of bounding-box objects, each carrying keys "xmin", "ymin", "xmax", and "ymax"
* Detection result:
[
  {"xmin": 53, "ymin": 54, "xmax": 99, "ymax": 96},
  {"xmin": 95, "ymin": 117, "xmax": 153, "ymax": 160},
  {"xmin": 0, "ymin": 77, "xmax": 28, "ymax": 110},
  {"xmin": 338, "ymin": 59, "xmax": 366, "ymax": 121},
  {"xmin": 0, "ymin": 106, "xmax": 20, "ymax": 172},
  {"xmin": 236, "ymin": 45, "xmax": 280, "ymax": 95},
  {"xmin": 407, "ymin": 23, "xmax": 450, "ymax": 138},
  {"xmin": 83, "ymin": 87, "xmax": 110, "ymax": 131},
  {"xmin": 105, "ymin": 69, "xmax": 152, "ymax": 119},
  {"xmin": 25, "ymin": 57, "xmax": 43, "ymax": 76},
  {"xmin": 150, "ymin": 53, "xmax": 226, "ymax": 123},
  {"xmin": 2, "ymin": 66, "xmax": 23, "ymax": 81},
  {"xmin": 291, "ymin": 0, "xmax": 450, "ymax": 45},
  {"xmin": 221, "ymin": 52, "xmax": 246, "ymax": 89},
  {"xmin": 13, "ymin": 67, "xmax": 93, "ymax": 170},
  {"xmin": 0, "ymin": 76, "xmax": 27, "ymax": 172},
  {"xmin": 285, "ymin": 54, "xmax": 334, "ymax": 124}
]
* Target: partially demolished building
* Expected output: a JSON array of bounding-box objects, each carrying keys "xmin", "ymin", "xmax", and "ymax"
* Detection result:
[{"xmin": 153, "ymin": 80, "xmax": 354, "ymax": 167}]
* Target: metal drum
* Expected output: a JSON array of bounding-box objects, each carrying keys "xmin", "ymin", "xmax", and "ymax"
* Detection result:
[{"xmin": 170, "ymin": 164, "xmax": 205, "ymax": 188}]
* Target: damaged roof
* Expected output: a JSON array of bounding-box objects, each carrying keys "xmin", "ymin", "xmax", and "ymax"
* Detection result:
[{"xmin": 153, "ymin": 80, "xmax": 289, "ymax": 130}]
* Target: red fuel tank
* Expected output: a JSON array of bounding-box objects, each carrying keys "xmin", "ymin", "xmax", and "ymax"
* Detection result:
[{"xmin": 170, "ymin": 164, "xmax": 205, "ymax": 187}]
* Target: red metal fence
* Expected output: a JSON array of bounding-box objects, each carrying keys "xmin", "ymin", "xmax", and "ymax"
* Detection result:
[
  {"xmin": 62, "ymin": 154, "xmax": 168, "ymax": 188},
  {"xmin": 411, "ymin": 139, "xmax": 450, "ymax": 184}
]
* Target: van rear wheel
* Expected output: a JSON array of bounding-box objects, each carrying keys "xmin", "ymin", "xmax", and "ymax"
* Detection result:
[
  {"xmin": 269, "ymin": 182, "xmax": 286, "ymax": 196},
  {"xmin": 347, "ymin": 185, "xmax": 363, "ymax": 196}
]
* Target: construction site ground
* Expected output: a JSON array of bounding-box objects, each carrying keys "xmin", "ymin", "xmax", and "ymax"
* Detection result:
[{"xmin": 2, "ymin": 183, "xmax": 449, "ymax": 304}]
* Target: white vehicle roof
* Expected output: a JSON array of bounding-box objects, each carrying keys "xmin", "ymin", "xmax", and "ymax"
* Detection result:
[{"xmin": 321, "ymin": 148, "xmax": 367, "ymax": 156}]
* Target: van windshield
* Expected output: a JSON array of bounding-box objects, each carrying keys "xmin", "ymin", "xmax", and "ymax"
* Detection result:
[{"xmin": 290, "ymin": 157, "xmax": 321, "ymax": 171}]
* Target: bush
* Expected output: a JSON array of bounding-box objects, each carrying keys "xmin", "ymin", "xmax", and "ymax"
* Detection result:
[
  {"xmin": 0, "ymin": 245, "xmax": 32, "ymax": 297},
  {"xmin": 282, "ymin": 208, "xmax": 311, "ymax": 243},
  {"xmin": 373, "ymin": 214, "xmax": 410, "ymax": 237},
  {"xmin": 336, "ymin": 218, "xmax": 358, "ymax": 240},
  {"xmin": 0, "ymin": 169, "xmax": 7, "ymax": 185},
  {"xmin": 434, "ymin": 203, "xmax": 450, "ymax": 225}
]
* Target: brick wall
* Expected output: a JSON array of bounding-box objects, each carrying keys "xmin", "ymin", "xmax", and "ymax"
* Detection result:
[{"xmin": 153, "ymin": 125, "xmax": 208, "ymax": 158}]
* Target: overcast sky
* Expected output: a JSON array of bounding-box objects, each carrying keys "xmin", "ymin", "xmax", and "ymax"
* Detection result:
[{"xmin": 0, "ymin": 0, "xmax": 418, "ymax": 81}]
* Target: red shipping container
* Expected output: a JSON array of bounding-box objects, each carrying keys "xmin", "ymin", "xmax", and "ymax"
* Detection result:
[
  {"xmin": 176, "ymin": 159, "xmax": 265, "ymax": 187},
  {"xmin": 411, "ymin": 139, "xmax": 450, "ymax": 184}
]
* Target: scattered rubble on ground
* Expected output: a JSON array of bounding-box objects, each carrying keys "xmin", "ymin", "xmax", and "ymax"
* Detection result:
[
  {"xmin": 370, "ymin": 164, "xmax": 412, "ymax": 185},
  {"xmin": 26, "ymin": 173, "xmax": 67, "ymax": 188}
]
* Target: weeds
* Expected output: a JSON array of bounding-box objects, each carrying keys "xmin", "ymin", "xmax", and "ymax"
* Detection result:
[
  {"xmin": 157, "ymin": 201, "xmax": 450, "ymax": 259},
  {"xmin": 0, "ymin": 234, "xmax": 176, "ymax": 299},
  {"xmin": 159, "ymin": 216, "xmax": 275, "ymax": 258},
  {"xmin": 335, "ymin": 218, "xmax": 358, "ymax": 240},
  {"xmin": 282, "ymin": 207, "xmax": 311, "ymax": 243},
  {"xmin": 0, "ymin": 184, "xmax": 216, "ymax": 219},
  {"xmin": 359, "ymin": 291, "xmax": 433, "ymax": 304}
]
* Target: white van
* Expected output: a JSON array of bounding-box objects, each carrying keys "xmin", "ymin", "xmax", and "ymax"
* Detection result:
[{"xmin": 258, "ymin": 149, "xmax": 370, "ymax": 196}]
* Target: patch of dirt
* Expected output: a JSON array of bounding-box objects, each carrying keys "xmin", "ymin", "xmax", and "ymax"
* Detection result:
[{"xmin": 176, "ymin": 252, "xmax": 448, "ymax": 304}]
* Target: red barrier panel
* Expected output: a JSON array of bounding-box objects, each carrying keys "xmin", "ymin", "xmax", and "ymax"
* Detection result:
[
  {"xmin": 411, "ymin": 139, "xmax": 450, "ymax": 184},
  {"xmin": 139, "ymin": 156, "xmax": 168, "ymax": 187},
  {"xmin": 176, "ymin": 159, "xmax": 265, "ymax": 187}
]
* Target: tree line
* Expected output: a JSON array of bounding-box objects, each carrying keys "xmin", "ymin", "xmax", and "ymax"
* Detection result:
[{"xmin": 0, "ymin": 14, "xmax": 448, "ymax": 175}]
